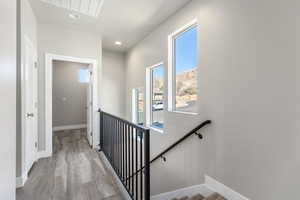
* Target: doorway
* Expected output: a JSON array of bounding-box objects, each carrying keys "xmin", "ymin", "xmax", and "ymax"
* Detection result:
[
  {"xmin": 45, "ymin": 54, "xmax": 99, "ymax": 157},
  {"xmin": 52, "ymin": 60, "xmax": 93, "ymax": 146}
]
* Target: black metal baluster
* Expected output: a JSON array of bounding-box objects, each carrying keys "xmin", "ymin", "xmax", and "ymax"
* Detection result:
[
  {"xmin": 131, "ymin": 126, "xmax": 134, "ymax": 197},
  {"xmin": 109, "ymin": 116, "xmax": 111, "ymax": 162},
  {"xmin": 102, "ymin": 113, "xmax": 104, "ymax": 152},
  {"xmin": 135, "ymin": 129, "xmax": 139, "ymax": 200},
  {"xmin": 125, "ymin": 124, "xmax": 128, "ymax": 187},
  {"xmin": 119, "ymin": 121, "xmax": 123, "ymax": 180},
  {"xmin": 111, "ymin": 116, "xmax": 113, "ymax": 163},
  {"xmin": 104, "ymin": 115, "xmax": 106, "ymax": 153},
  {"xmin": 118, "ymin": 120, "xmax": 120, "ymax": 175},
  {"xmin": 116, "ymin": 120, "xmax": 119, "ymax": 175},
  {"xmin": 128, "ymin": 125, "xmax": 131, "ymax": 193},
  {"xmin": 106, "ymin": 116, "xmax": 110, "ymax": 160},
  {"xmin": 114, "ymin": 119, "xmax": 116, "ymax": 169},
  {"xmin": 122, "ymin": 121, "xmax": 124, "ymax": 181},
  {"xmin": 144, "ymin": 129, "xmax": 150, "ymax": 200},
  {"xmin": 140, "ymin": 130, "xmax": 143, "ymax": 200},
  {"xmin": 109, "ymin": 116, "xmax": 111, "ymax": 160}
]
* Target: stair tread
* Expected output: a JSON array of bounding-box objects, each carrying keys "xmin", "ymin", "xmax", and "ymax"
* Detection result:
[
  {"xmin": 178, "ymin": 196, "xmax": 189, "ymax": 200},
  {"xmin": 170, "ymin": 192, "xmax": 226, "ymax": 200},
  {"xmin": 203, "ymin": 193, "xmax": 227, "ymax": 200},
  {"xmin": 189, "ymin": 193, "xmax": 205, "ymax": 200}
]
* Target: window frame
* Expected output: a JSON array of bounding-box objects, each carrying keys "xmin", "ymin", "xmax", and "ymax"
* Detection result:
[
  {"xmin": 168, "ymin": 19, "xmax": 199, "ymax": 115},
  {"xmin": 132, "ymin": 88, "xmax": 138, "ymax": 124},
  {"xmin": 146, "ymin": 62, "xmax": 164, "ymax": 133},
  {"xmin": 132, "ymin": 87, "xmax": 145, "ymax": 126}
]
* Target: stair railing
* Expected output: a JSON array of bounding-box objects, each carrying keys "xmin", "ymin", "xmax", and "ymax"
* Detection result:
[
  {"xmin": 99, "ymin": 110, "xmax": 150, "ymax": 200},
  {"xmin": 125, "ymin": 119, "xmax": 211, "ymax": 181},
  {"xmin": 99, "ymin": 109, "xmax": 211, "ymax": 200}
]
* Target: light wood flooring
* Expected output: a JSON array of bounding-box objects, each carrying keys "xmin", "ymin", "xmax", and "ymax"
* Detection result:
[{"xmin": 17, "ymin": 129, "xmax": 124, "ymax": 200}]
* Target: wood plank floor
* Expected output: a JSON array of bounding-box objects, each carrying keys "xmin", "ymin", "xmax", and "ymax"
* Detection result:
[{"xmin": 17, "ymin": 129, "xmax": 124, "ymax": 200}]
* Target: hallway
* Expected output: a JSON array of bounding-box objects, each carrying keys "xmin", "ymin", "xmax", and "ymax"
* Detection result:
[{"xmin": 16, "ymin": 129, "xmax": 123, "ymax": 200}]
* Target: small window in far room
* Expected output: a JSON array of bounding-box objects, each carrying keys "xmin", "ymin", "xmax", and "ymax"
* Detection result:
[
  {"xmin": 78, "ymin": 68, "xmax": 90, "ymax": 83},
  {"xmin": 168, "ymin": 20, "xmax": 198, "ymax": 114}
]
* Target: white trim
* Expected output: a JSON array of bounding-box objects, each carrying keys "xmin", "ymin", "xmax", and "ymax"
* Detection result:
[
  {"xmin": 146, "ymin": 62, "xmax": 164, "ymax": 133},
  {"xmin": 151, "ymin": 184, "xmax": 213, "ymax": 200},
  {"xmin": 132, "ymin": 88, "xmax": 138, "ymax": 123},
  {"xmin": 99, "ymin": 152, "xmax": 132, "ymax": 200},
  {"xmin": 167, "ymin": 32, "xmax": 174, "ymax": 112},
  {"xmin": 170, "ymin": 111, "xmax": 199, "ymax": 116},
  {"xmin": 148, "ymin": 62, "xmax": 164, "ymax": 70},
  {"xmin": 150, "ymin": 126, "xmax": 164, "ymax": 134},
  {"xmin": 205, "ymin": 175, "xmax": 250, "ymax": 200},
  {"xmin": 146, "ymin": 67, "xmax": 151, "ymax": 126},
  {"xmin": 37, "ymin": 150, "xmax": 50, "ymax": 159},
  {"xmin": 168, "ymin": 19, "xmax": 198, "ymax": 113},
  {"xmin": 45, "ymin": 53, "xmax": 99, "ymax": 157},
  {"xmin": 53, "ymin": 124, "xmax": 87, "ymax": 131},
  {"xmin": 16, "ymin": 173, "xmax": 28, "ymax": 188},
  {"xmin": 16, "ymin": 176, "xmax": 23, "ymax": 188}
]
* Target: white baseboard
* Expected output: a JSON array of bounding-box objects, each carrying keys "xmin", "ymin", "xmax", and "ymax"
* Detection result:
[
  {"xmin": 16, "ymin": 174, "xmax": 28, "ymax": 188},
  {"xmin": 151, "ymin": 184, "xmax": 213, "ymax": 200},
  {"xmin": 37, "ymin": 150, "xmax": 51, "ymax": 159},
  {"xmin": 16, "ymin": 176, "xmax": 23, "ymax": 188},
  {"xmin": 53, "ymin": 124, "xmax": 87, "ymax": 131},
  {"xmin": 205, "ymin": 175, "xmax": 250, "ymax": 200},
  {"xmin": 17, "ymin": 150, "xmax": 50, "ymax": 189},
  {"xmin": 99, "ymin": 152, "xmax": 132, "ymax": 200}
]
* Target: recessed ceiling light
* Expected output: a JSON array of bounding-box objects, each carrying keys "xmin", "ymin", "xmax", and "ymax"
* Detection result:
[
  {"xmin": 69, "ymin": 13, "xmax": 80, "ymax": 20},
  {"xmin": 115, "ymin": 41, "xmax": 122, "ymax": 46}
]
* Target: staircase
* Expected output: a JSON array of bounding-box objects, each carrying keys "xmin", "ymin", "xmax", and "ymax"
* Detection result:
[
  {"xmin": 172, "ymin": 193, "xmax": 226, "ymax": 200},
  {"xmin": 99, "ymin": 110, "xmax": 213, "ymax": 200}
]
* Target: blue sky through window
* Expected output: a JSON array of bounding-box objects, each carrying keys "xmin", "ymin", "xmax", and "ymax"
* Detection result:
[
  {"xmin": 175, "ymin": 26, "xmax": 197, "ymax": 73},
  {"xmin": 153, "ymin": 65, "xmax": 164, "ymax": 78},
  {"xmin": 78, "ymin": 68, "xmax": 90, "ymax": 83}
]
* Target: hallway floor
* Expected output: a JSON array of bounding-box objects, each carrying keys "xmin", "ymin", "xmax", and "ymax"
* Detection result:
[{"xmin": 17, "ymin": 129, "xmax": 124, "ymax": 200}]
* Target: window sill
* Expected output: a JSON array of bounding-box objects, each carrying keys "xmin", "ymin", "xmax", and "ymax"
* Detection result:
[
  {"xmin": 149, "ymin": 126, "xmax": 164, "ymax": 134},
  {"xmin": 169, "ymin": 110, "xmax": 199, "ymax": 116}
]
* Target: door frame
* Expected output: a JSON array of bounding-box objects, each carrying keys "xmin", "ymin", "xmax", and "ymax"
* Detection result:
[{"xmin": 45, "ymin": 53, "xmax": 99, "ymax": 157}]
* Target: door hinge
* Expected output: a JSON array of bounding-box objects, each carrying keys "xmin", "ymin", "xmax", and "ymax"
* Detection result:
[
  {"xmin": 90, "ymin": 132, "xmax": 93, "ymax": 136},
  {"xmin": 34, "ymin": 62, "xmax": 38, "ymax": 68},
  {"xmin": 35, "ymin": 142, "xmax": 38, "ymax": 148}
]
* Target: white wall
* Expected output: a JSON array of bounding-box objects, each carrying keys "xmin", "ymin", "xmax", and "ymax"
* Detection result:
[
  {"xmin": 52, "ymin": 61, "xmax": 88, "ymax": 127},
  {"xmin": 102, "ymin": 50, "xmax": 126, "ymax": 118},
  {"xmin": 126, "ymin": 0, "xmax": 300, "ymax": 199},
  {"xmin": 37, "ymin": 24, "xmax": 102, "ymax": 151},
  {"xmin": 0, "ymin": 0, "xmax": 16, "ymax": 198}
]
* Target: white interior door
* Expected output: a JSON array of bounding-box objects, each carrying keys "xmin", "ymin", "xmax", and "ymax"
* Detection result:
[
  {"xmin": 24, "ymin": 37, "xmax": 38, "ymax": 173},
  {"xmin": 86, "ymin": 66, "xmax": 93, "ymax": 146}
]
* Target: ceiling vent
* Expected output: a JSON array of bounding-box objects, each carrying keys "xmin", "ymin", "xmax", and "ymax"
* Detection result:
[{"xmin": 41, "ymin": 0, "xmax": 104, "ymax": 18}]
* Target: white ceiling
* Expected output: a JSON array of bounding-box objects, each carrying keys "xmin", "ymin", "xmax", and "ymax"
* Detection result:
[{"xmin": 29, "ymin": 0, "xmax": 192, "ymax": 52}]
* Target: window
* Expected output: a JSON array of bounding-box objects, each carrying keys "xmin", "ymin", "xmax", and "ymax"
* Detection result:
[
  {"xmin": 168, "ymin": 20, "xmax": 198, "ymax": 113},
  {"xmin": 132, "ymin": 87, "xmax": 145, "ymax": 126},
  {"xmin": 146, "ymin": 63, "xmax": 164, "ymax": 131},
  {"xmin": 78, "ymin": 68, "xmax": 90, "ymax": 83}
]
